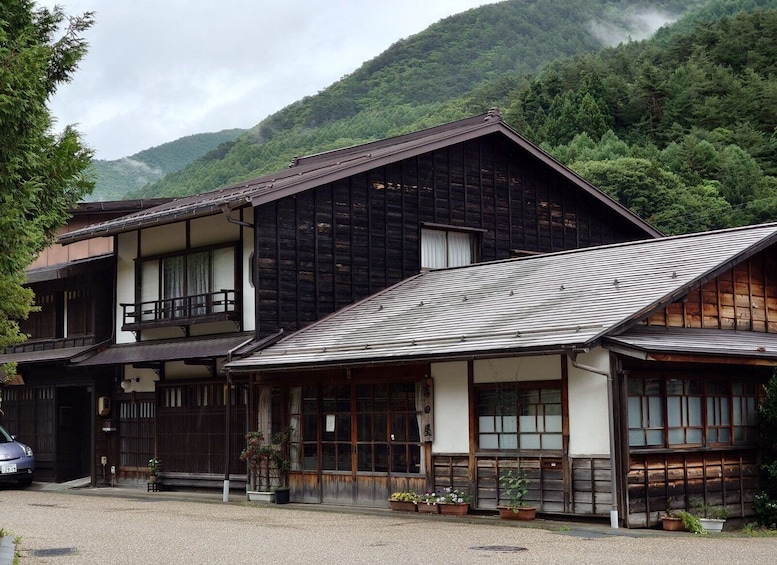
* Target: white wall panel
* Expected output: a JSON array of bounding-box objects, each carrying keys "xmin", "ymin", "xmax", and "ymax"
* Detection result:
[
  {"xmin": 431, "ymin": 361, "xmax": 469, "ymax": 453},
  {"xmin": 474, "ymin": 355, "xmax": 561, "ymax": 383},
  {"xmin": 567, "ymin": 348, "xmax": 611, "ymax": 456}
]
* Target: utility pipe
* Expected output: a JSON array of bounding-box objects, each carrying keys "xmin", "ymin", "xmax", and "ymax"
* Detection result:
[{"xmin": 568, "ymin": 350, "xmax": 619, "ymax": 529}]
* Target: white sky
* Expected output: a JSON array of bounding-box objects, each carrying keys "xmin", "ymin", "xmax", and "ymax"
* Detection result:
[{"xmin": 38, "ymin": 1, "xmax": 499, "ymax": 160}]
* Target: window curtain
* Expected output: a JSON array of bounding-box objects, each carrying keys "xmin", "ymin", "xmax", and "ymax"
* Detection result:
[
  {"xmin": 162, "ymin": 256, "xmax": 184, "ymax": 318},
  {"xmin": 187, "ymin": 251, "xmax": 210, "ymax": 315},
  {"xmin": 421, "ymin": 229, "xmax": 447, "ymax": 269},
  {"xmin": 447, "ymin": 231, "xmax": 472, "ymax": 267},
  {"xmin": 289, "ymin": 387, "xmax": 302, "ymax": 472},
  {"xmin": 414, "ymin": 381, "xmax": 427, "ymax": 473}
]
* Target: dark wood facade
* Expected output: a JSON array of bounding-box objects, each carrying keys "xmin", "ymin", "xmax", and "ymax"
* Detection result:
[
  {"xmin": 617, "ymin": 246, "xmax": 777, "ymax": 527},
  {"xmin": 645, "ymin": 248, "xmax": 777, "ymax": 333},
  {"xmin": 254, "ymin": 134, "xmax": 650, "ymax": 337}
]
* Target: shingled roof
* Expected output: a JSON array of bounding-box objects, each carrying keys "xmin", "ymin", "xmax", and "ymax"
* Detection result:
[
  {"xmin": 225, "ymin": 223, "xmax": 777, "ymax": 371},
  {"xmin": 59, "ymin": 110, "xmax": 660, "ymax": 244}
]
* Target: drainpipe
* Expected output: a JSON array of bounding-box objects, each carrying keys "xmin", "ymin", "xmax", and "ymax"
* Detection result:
[
  {"xmin": 568, "ymin": 349, "xmax": 619, "ymax": 529},
  {"xmin": 222, "ymin": 336, "xmax": 255, "ymax": 502}
]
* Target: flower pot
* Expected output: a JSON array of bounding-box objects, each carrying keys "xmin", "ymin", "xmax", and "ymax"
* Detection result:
[
  {"xmin": 148, "ymin": 474, "xmax": 158, "ymax": 484},
  {"xmin": 247, "ymin": 490, "xmax": 275, "ymax": 503},
  {"xmin": 439, "ymin": 503, "xmax": 469, "ymax": 516},
  {"xmin": 389, "ymin": 500, "xmax": 417, "ymax": 512},
  {"xmin": 699, "ymin": 518, "xmax": 725, "ymax": 533},
  {"xmin": 661, "ymin": 516, "xmax": 685, "ymax": 531},
  {"xmin": 274, "ymin": 488, "xmax": 290, "ymax": 504},
  {"xmin": 417, "ymin": 503, "xmax": 440, "ymax": 514},
  {"xmin": 498, "ymin": 506, "xmax": 536, "ymax": 520}
]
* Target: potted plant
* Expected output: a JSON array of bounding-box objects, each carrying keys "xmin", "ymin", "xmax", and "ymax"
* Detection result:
[
  {"xmin": 240, "ymin": 427, "xmax": 293, "ymax": 503},
  {"xmin": 417, "ymin": 491, "xmax": 441, "ymax": 513},
  {"xmin": 389, "ymin": 491, "xmax": 418, "ymax": 512},
  {"xmin": 661, "ymin": 497, "xmax": 684, "ymax": 531},
  {"xmin": 147, "ymin": 457, "xmax": 162, "ymax": 483},
  {"xmin": 497, "ymin": 468, "xmax": 536, "ymax": 520},
  {"xmin": 438, "ymin": 487, "xmax": 471, "ymax": 515},
  {"xmin": 690, "ymin": 497, "xmax": 727, "ymax": 533}
]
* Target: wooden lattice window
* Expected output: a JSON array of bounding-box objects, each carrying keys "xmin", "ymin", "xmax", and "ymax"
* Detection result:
[
  {"xmin": 476, "ymin": 383, "xmax": 562, "ymax": 451},
  {"xmin": 118, "ymin": 397, "xmax": 155, "ymax": 469}
]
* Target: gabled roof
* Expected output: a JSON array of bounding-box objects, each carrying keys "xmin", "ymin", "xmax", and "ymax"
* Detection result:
[
  {"xmin": 59, "ymin": 110, "xmax": 660, "ymax": 244},
  {"xmin": 225, "ymin": 223, "xmax": 777, "ymax": 372}
]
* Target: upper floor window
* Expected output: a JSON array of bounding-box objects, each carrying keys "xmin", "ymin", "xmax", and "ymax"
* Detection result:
[
  {"xmin": 123, "ymin": 244, "xmax": 239, "ymax": 330},
  {"xmin": 421, "ymin": 227, "xmax": 479, "ymax": 269}
]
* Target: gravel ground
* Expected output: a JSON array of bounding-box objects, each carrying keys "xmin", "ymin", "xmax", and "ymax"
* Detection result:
[{"xmin": 1, "ymin": 485, "xmax": 776, "ymax": 564}]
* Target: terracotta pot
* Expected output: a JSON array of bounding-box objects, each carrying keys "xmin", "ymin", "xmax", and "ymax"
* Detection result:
[
  {"xmin": 389, "ymin": 500, "xmax": 417, "ymax": 512},
  {"xmin": 498, "ymin": 506, "xmax": 536, "ymax": 520},
  {"xmin": 439, "ymin": 503, "xmax": 469, "ymax": 516},
  {"xmin": 662, "ymin": 516, "xmax": 685, "ymax": 531},
  {"xmin": 148, "ymin": 474, "xmax": 158, "ymax": 483},
  {"xmin": 417, "ymin": 503, "xmax": 440, "ymax": 514}
]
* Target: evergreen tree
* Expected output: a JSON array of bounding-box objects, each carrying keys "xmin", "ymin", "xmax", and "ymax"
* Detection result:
[{"xmin": 0, "ymin": 1, "xmax": 94, "ymax": 391}]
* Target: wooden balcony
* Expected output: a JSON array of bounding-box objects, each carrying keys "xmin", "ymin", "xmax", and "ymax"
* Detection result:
[{"xmin": 121, "ymin": 290, "xmax": 240, "ymax": 331}]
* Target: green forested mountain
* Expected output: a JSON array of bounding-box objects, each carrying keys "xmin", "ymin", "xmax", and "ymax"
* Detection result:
[
  {"xmin": 128, "ymin": 0, "xmax": 700, "ymax": 199},
  {"xmin": 87, "ymin": 128, "xmax": 244, "ymax": 201},
  {"xmin": 124, "ymin": 0, "xmax": 777, "ymax": 236}
]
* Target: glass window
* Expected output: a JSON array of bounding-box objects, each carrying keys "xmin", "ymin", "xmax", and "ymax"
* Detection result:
[
  {"xmin": 628, "ymin": 376, "xmax": 760, "ymax": 449},
  {"xmin": 477, "ymin": 384, "xmax": 562, "ymax": 451},
  {"xmin": 421, "ymin": 228, "xmax": 476, "ymax": 269},
  {"xmin": 288, "ymin": 382, "xmax": 423, "ymax": 475}
]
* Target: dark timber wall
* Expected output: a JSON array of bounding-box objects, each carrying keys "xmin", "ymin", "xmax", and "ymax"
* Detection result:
[{"xmin": 255, "ymin": 134, "xmax": 650, "ymax": 337}]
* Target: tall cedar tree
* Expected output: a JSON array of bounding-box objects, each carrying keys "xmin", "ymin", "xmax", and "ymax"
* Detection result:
[{"xmin": 0, "ymin": 1, "xmax": 94, "ymax": 396}]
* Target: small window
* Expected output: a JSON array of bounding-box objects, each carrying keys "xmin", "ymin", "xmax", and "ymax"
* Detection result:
[{"xmin": 421, "ymin": 228, "xmax": 477, "ymax": 269}]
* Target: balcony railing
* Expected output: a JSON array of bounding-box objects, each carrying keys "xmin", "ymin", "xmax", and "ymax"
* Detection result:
[{"xmin": 121, "ymin": 289, "xmax": 240, "ymax": 331}]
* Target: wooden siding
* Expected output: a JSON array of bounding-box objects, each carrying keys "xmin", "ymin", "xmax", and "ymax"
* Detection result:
[
  {"xmin": 255, "ymin": 135, "xmax": 648, "ymax": 337},
  {"xmin": 626, "ymin": 451, "xmax": 759, "ymax": 528},
  {"xmin": 0, "ymin": 386, "xmax": 55, "ymax": 481},
  {"xmin": 432, "ymin": 454, "xmax": 607, "ymax": 516},
  {"xmin": 156, "ymin": 383, "xmax": 247, "ymax": 477},
  {"xmin": 646, "ymin": 250, "xmax": 777, "ymax": 332}
]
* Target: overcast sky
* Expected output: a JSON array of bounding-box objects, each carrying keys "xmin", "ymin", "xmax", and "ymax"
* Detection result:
[{"xmin": 38, "ymin": 1, "xmax": 499, "ymax": 161}]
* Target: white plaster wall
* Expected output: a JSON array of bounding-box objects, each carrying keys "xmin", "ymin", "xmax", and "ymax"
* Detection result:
[
  {"xmin": 243, "ymin": 224, "xmax": 255, "ymax": 332},
  {"xmin": 474, "ymin": 355, "xmax": 561, "ymax": 383},
  {"xmin": 116, "ymin": 233, "xmax": 138, "ymax": 344},
  {"xmin": 431, "ymin": 361, "xmax": 469, "ymax": 453},
  {"xmin": 140, "ymin": 223, "xmax": 185, "ymax": 256},
  {"xmin": 190, "ymin": 214, "xmax": 240, "ymax": 247},
  {"xmin": 120, "ymin": 366, "xmax": 158, "ymax": 393},
  {"xmin": 567, "ymin": 348, "xmax": 611, "ymax": 456}
]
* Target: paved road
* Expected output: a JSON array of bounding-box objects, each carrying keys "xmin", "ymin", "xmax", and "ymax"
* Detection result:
[{"xmin": 1, "ymin": 485, "xmax": 776, "ymax": 564}]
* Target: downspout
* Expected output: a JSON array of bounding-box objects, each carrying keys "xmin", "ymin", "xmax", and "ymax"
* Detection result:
[
  {"xmin": 221, "ymin": 330, "xmax": 285, "ymax": 503},
  {"xmin": 568, "ymin": 349, "xmax": 619, "ymax": 529},
  {"xmin": 221, "ymin": 204, "xmax": 253, "ymax": 228},
  {"xmin": 221, "ymin": 335, "xmax": 255, "ymax": 502}
]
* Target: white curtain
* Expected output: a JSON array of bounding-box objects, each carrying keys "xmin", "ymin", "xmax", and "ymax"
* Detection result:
[
  {"xmin": 421, "ymin": 229, "xmax": 447, "ymax": 269},
  {"xmin": 187, "ymin": 251, "xmax": 210, "ymax": 315},
  {"xmin": 414, "ymin": 381, "xmax": 427, "ymax": 474},
  {"xmin": 289, "ymin": 387, "xmax": 302, "ymax": 472},
  {"xmin": 447, "ymin": 231, "xmax": 472, "ymax": 267},
  {"xmin": 421, "ymin": 229, "xmax": 472, "ymax": 269},
  {"xmin": 162, "ymin": 256, "xmax": 184, "ymax": 318}
]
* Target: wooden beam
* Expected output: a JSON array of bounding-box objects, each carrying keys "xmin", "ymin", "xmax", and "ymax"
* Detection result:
[{"xmin": 646, "ymin": 353, "xmax": 777, "ymax": 366}]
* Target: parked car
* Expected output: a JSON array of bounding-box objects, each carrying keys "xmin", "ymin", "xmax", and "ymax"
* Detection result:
[{"xmin": 0, "ymin": 424, "xmax": 34, "ymax": 486}]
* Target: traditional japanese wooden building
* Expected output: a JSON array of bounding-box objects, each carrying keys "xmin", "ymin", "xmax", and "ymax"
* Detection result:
[
  {"xmin": 226, "ymin": 223, "xmax": 777, "ymax": 527},
  {"xmin": 3, "ymin": 110, "xmax": 658, "ymax": 493},
  {"xmin": 0, "ymin": 200, "xmax": 170, "ymax": 482}
]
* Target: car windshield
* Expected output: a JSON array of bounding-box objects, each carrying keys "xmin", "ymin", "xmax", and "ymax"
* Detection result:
[{"xmin": 0, "ymin": 425, "xmax": 14, "ymax": 443}]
